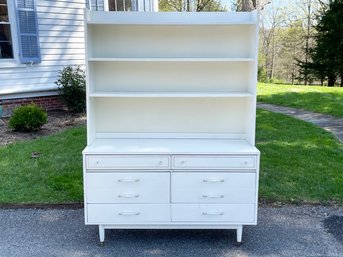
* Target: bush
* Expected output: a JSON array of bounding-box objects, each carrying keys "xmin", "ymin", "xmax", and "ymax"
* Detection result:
[
  {"xmin": 56, "ymin": 66, "xmax": 86, "ymax": 113},
  {"xmin": 9, "ymin": 103, "xmax": 48, "ymax": 131}
]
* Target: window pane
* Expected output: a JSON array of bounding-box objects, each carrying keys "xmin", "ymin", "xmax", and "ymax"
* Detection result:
[
  {"xmin": 0, "ymin": 3, "xmax": 9, "ymax": 22},
  {"xmin": 109, "ymin": 0, "xmax": 132, "ymax": 11},
  {"xmin": 0, "ymin": 24, "xmax": 13, "ymax": 58}
]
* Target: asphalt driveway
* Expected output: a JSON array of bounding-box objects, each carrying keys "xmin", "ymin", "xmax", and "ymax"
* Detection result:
[{"xmin": 0, "ymin": 205, "xmax": 342, "ymax": 257}]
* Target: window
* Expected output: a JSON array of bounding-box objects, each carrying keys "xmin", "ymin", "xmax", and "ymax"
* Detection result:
[
  {"xmin": 0, "ymin": 0, "xmax": 13, "ymax": 59},
  {"xmin": 108, "ymin": 0, "xmax": 135, "ymax": 11}
]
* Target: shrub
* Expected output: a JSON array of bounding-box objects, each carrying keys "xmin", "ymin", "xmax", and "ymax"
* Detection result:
[
  {"xmin": 9, "ymin": 103, "xmax": 48, "ymax": 131},
  {"xmin": 56, "ymin": 65, "xmax": 86, "ymax": 113}
]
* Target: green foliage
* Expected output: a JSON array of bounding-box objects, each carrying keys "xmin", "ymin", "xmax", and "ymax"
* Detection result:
[
  {"xmin": 159, "ymin": 0, "xmax": 226, "ymax": 12},
  {"xmin": 56, "ymin": 66, "xmax": 86, "ymax": 113},
  {"xmin": 258, "ymin": 66, "xmax": 268, "ymax": 82},
  {"xmin": 8, "ymin": 104, "xmax": 48, "ymax": 132},
  {"xmin": 258, "ymin": 83, "xmax": 343, "ymax": 117},
  {"xmin": 298, "ymin": 0, "xmax": 343, "ymax": 87}
]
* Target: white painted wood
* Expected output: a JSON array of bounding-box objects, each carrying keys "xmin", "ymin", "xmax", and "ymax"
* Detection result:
[
  {"xmin": 101, "ymin": 224, "xmax": 249, "ymax": 229},
  {"xmin": 171, "ymin": 204, "xmax": 255, "ymax": 223},
  {"xmin": 99, "ymin": 225, "xmax": 105, "ymax": 243},
  {"xmin": 86, "ymin": 10, "xmax": 258, "ymax": 25},
  {"xmin": 88, "ymin": 57, "xmax": 255, "ymax": 62},
  {"xmin": 173, "ymin": 156, "xmax": 256, "ymax": 169},
  {"xmin": 87, "ymin": 204, "xmax": 171, "ymax": 224},
  {"xmin": 171, "ymin": 173, "xmax": 256, "ymax": 203},
  {"xmin": 90, "ymin": 98, "xmax": 249, "ymax": 134},
  {"xmin": 83, "ymin": 139, "xmax": 260, "ymax": 155},
  {"xmin": 87, "ymin": 25, "xmax": 255, "ymax": 58},
  {"xmin": 94, "ymin": 133, "xmax": 247, "ymax": 140},
  {"xmin": 83, "ymin": 10, "xmax": 260, "ymax": 244},
  {"xmin": 86, "ymin": 155, "xmax": 169, "ymax": 169},
  {"xmin": 89, "ymin": 92, "xmax": 254, "ymax": 98},
  {"xmin": 88, "ymin": 61, "xmax": 253, "ymax": 93},
  {"xmin": 237, "ymin": 225, "xmax": 243, "ymax": 243},
  {"xmin": 86, "ymin": 173, "xmax": 170, "ymax": 203}
]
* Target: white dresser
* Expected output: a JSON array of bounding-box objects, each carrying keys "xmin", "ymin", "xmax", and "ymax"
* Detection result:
[{"xmin": 83, "ymin": 10, "xmax": 260, "ymax": 245}]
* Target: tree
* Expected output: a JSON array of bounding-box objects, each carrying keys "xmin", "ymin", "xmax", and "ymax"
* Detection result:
[
  {"xmin": 159, "ymin": 0, "xmax": 226, "ymax": 11},
  {"xmin": 295, "ymin": 0, "xmax": 322, "ymax": 85},
  {"xmin": 259, "ymin": 0, "xmax": 288, "ymax": 81},
  {"xmin": 300, "ymin": 0, "xmax": 343, "ymax": 87},
  {"xmin": 236, "ymin": 0, "xmax": 271, "ymax": 11}
]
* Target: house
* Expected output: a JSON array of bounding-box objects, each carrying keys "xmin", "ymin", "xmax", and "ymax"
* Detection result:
[{"xmin": 0, "ymin": 0, "xmax": 157, "ymax": 117}]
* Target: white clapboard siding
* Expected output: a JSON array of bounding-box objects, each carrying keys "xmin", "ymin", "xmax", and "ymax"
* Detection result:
[
  {"xmin": 0, "ymin": 0, "xmax": 86, "ymax": 94},
  {"xmin": 39, "ymin": 37, "xmax": 85, "ymax": 43},
  {"xmin": 39, "ymin": 31, "xmax": 85, "ymax": 38},
  {"xmin": 37, "ymin": 6, "xmax": 84, "ymax": 15}
]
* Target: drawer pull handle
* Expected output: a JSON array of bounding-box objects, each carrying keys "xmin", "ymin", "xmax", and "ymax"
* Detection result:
[
  {"xmin": 117, "ymin": 179, "xmax": 140, "ymax": 183},
  {"xmin": 202, "ymin": 212, "xmax": 224, "ymax": 216},
  {"xmin": 203, "ymin": 179, "xmax": 224, "ymax": 183},
  {"xmin": 118, "ymin": 194, "xmax": 140, "ymax": 198},
  {"xmin": 118, "ymin": 212, "xmax": 141, "ymax": 216},
  {"xmin": 202, "ymin": 194, "xmax": 224, "ymax": 199}
]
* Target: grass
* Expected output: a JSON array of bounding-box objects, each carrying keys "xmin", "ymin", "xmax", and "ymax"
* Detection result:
[
  {"xmin": 256, "ymin": 109, "xmax": 343, "ymax": 204},
  {"xmin": 0, "ymin": 110, "xmax": 342, "ymax": 204},
  {"xmin": 258, "ymin": 83, "xmax": 343, "ymax": 118},
  {"xmin": 0, "ymin": 126, "xmax": 86, "ymax": 204}
]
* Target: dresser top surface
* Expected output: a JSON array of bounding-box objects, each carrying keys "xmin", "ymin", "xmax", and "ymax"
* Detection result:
[{"xmin": 83, "ymin": 138, "xmax": 259, "ymax": 155}]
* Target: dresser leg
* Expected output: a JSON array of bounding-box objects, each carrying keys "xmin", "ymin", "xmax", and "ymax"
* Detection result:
[
  {"xmin": 99, "ymin": 225, "xmax": 105, "ymax": 246},
  {"xmin": 236, "ymin": 225, "xmax": 243, "ymax": 244}
]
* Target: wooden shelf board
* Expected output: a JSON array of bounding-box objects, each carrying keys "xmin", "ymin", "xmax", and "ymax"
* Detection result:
[
  {"xmin": 89, "ymin": 92, "xmax": 254, "ymax": 98},
  {"xmin": 83, "ymin": 138, "xmax": 260, "ymax": 155},
  {"xmin": 87, "ymin": 58, "xmax": 256, "ymax": 62},
  {"xmin": 86, "ymin": 11, "xmax": 258, "ymax": 25}
]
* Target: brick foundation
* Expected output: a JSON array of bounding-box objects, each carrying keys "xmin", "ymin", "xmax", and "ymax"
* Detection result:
[{"xmin": 0, "ymin": 95, "xmax": 65, "ymax": 117}]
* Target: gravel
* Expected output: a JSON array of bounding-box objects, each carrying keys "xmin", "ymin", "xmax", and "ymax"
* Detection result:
[{"xmin": 0, "ymin": 205, "xmax": 342, "ymax": 257}]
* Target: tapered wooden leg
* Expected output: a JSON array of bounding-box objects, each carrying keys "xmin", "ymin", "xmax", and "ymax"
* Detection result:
[
  {"xmin": 236, "ymin": 225, "xmax": 243, "ymax": 244},
  {"xmin": 99, "ymin": 225, "xmax": 105, "ymax": 246}
]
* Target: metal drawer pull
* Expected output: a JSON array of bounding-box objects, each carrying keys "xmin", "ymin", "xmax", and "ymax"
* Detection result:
[
  {"xmin": 203, "ymin": 179, "xmax": 224, "ymax": 183},
  {"xmin": 117, "ymin": 179, "xmax": 140, "ymax": 183},
  {"xmin": 118, "ymin": 212, "xmax": 141, "ymax": 216},
  {"xmin": 202, "ymin": 194, "xmax": 224, "ymax": 199},
  {"xmin": 118, "ymin": 194, "xmax": 140, "ymax": 198},
  {"xmin": 202, "ymin": 212, "xmax": 224, "ymax": 216}
]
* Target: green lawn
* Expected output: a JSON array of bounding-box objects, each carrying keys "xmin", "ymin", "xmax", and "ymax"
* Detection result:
[
  {"xmin": 0, "ymin": 110, "xmax": 342, "ymax": 204},
  {"xmin": 258, "ymin": 83, "xmax": 343, "ymax": 118},
  {"xmin": 256, "ymin": 109, "xmax": 343, "ymax": 204},
  {"xmin": 0, "ymin": 126, "xmax": 86, "ymax": 204}
]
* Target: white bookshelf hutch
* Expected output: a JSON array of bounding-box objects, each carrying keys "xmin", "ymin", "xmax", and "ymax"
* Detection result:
[{"xmin": 82, "ymin": 10, "xmax": 260, "ymax": 245}]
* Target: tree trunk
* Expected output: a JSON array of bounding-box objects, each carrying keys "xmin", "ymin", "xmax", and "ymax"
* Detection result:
[
  {"xmin": 304, "ymin": 0, "xmax": 311, "ymax": 85},
  {"xmin": 327, "ymin": 75, "xmax": 336, "ymax": 87},
  {"xmin": 237, "ymin": 0, "xmax": 255, "ymax": 11},
  {"xmin": 340, "ymin": 73, "xmax": 343, "ymax": 87}
]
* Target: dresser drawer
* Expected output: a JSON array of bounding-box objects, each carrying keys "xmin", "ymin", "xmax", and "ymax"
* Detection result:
[
  {"xmin": 87, "ymin": 204, "xmax": 171, "ymax": 224},
  {"xmin": 172, "ymin": 155, "xmax": 256, "ymax": 169},
  {"xmin": 172, "ymin": 204, "xmax": 255, "ymax": 223},
  {"xmin": 171, "ymin": 173, "xmax": 256, "ymax": 204},
  {"xmin": 86, "ymin": 173, "xmax": 170, "ymax": 203},
  {"xmin": 86, "ymin": 155, "xmax": 169, "ymax": 170}
]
